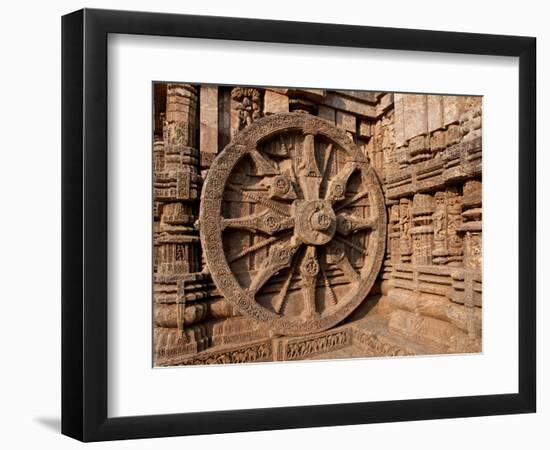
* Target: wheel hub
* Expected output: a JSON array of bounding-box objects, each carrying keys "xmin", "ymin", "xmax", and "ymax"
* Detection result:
[{"xmin": 294, "ymin": 200, "xmax": 336, "ymax": 246}]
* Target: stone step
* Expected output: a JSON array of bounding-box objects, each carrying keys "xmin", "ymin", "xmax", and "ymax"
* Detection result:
[{"xmin": 349, "ymin": 314, "xmax": 438, "ymax": 357}]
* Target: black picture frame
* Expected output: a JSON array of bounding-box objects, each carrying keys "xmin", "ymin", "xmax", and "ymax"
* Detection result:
[{"xmin": 61, "ymin": 8, "xmax": 536, "ymax": 442}]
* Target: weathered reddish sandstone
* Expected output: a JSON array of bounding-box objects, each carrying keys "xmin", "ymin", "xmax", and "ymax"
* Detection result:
[{"xmin": 153, "ymin": 84, "xmax": 482, "ymax": 366}]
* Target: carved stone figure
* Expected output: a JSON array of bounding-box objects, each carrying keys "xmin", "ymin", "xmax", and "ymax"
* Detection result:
[
  {"xmin": 231, "ymin": 87, "xmax": 263, "ymax": 131},
  {"xmin": 446, "ymin": 186, "xmax": 463, "ymax": 264},
  {"xmin": 399, "ymin": 198, "xmax": 412, "ymax": 263},
  {"xmin": 432, "ymin": 191, "xmax": 447, "ymax": 263}
]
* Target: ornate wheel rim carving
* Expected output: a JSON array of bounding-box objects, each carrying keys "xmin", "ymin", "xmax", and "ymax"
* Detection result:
[{"xmin": 200, "ymin": 113, "xmax": 386, "ymax": 335}]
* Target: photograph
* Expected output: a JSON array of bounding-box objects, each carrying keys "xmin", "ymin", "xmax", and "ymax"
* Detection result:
[
  {"xmin": 152, "ymin": 84, "xmax": 483, "ymax": 367},
  {"xmin": 0, "ymin": 0, "xmax": 544, "ymax": 445},
  {"xmin": 0, "ymin": 1, "xmax": 537, "ymax": 445}
]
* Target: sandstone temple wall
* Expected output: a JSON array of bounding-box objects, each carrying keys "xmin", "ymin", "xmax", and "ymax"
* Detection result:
[{"xmin": 152, "ymin": 84, "xmax": 482, "ymax": 365}]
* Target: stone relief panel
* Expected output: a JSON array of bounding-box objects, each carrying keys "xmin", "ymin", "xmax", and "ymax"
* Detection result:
[{"xmin": 152, "ymin": 85, "xmax": 482, "ymax": 366}]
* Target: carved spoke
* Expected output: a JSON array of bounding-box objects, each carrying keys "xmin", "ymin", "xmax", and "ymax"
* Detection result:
[
  {"xmin": 228, "ymin": 235, "xmax": 282, "ymax": 263},
  {"xmin": 336, "ymin": 213, "xmax": 377, "ymax": 235},
  {"xmin": 297, "ymin": 133, "xmax": 321, "ymax": 201},
  {"xmin": 325, "ymin": 161, "xmax": 358, "ymax": 203},
  {"xmin": 248, "ymin": 148, "xmax": 279, "ymax": 176},
  {"xmin": 319, "ymin": 255, "xmax": 337, "ymax": 306},
  {"xmin": 300, "ymin": 245, "xmax": 320, "ymax": 319},
  {"xmin": 272, "ymin": 258, "xmax": 298, "ymax": 314},
  {"xmin": 227, "ymin": 184, "xmax": 292, "ymax": 217},
  {"xmin": 326, "ymin": 242, "xmax": 360, "ymax": 283},
  {"xmin": 334, "ymin": 189, "xmax": 369, "ymax": 212},
  {"xmin": 319, "ymin": 143, "xmax": 334, "ymax": 186},
  {"xmin": 222, "ymin": 209, "xmax": 294, "ymax": 235},
  {"xmin": 248, "ymin": 239, "xmax": 301, "ymax": 295},
  {"xmin": 334, "ymin": 235, "xmax": 369, "ymax": 258}
]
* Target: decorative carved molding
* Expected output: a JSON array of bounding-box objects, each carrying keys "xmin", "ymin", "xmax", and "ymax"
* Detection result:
[
  {"xmin": 166, "ymin": 341, "xmax": 273, "ymax": 366},
  {"xmin": 352, "ymin": 326, "xmax": 416, "ymax": 357},
  {"xmin": 276, "ymin": 329, "xmax": 352, "ymax": 361}
]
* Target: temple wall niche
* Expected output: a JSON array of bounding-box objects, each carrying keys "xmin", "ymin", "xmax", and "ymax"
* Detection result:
[{"xmin": 153, "ymin": 85, "xmax": 482, "ymax": 366}]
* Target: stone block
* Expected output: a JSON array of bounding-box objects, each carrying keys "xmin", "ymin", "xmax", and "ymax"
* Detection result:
[
  {"xmin": 336, "ymin": 110, "xmax": 356, "ymax": 133},
  {"xmin": 388, "ymin": 309, "xmax": 464, "ymax": 351},
  {"xmin": 357, "ymin": 120, "xmax": 371, "ymax": 138},
  {"xmin": 264, "ymin": 90, "xmax": 289, "ymax": 114},
  {"xmin": 322, "ymin": 92, "xmax": 377, "ymax": 118},
  {"xmin": 318, "ymin": 105, "xmax": 336, "ymax": 123},
  {"xmin": 387, "ymin": 288, "xmax": 450, "ymax": 323},
  {"xmin": 443, "ymin": 95, "xmax": 463, "ymax": 126},
  {"xmin": 199, "ymin": 85, "xmax": 218, "ymax": 155},
  {"xmin": 393, "ymin": 94, "xmax": 406, "ymax": 147},
  {"xmin": 272, "ymin": 88, "xmax": 326, "ymax": 102},
  {"xmin": 403, "ymin": 94, "xmax": 428, "ymax": 141},
  {"xmin": 427, "ymin": 95, "xmax": 444, "ymax": 132},
  {"xmin": 376, "ymin": 92, "xmax": 394, "ymax": 115}
]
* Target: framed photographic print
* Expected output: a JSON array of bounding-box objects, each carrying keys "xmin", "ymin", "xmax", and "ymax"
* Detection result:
[{"xmin": 62, "ymin": 8, "xmax": 536, "ymax": 442}]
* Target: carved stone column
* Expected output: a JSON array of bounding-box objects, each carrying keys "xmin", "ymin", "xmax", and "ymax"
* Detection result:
[
  {"xmin": 449, "ymin": 179, "xmax": 482, "ymax": 347},
  {"xmin": 431, "ymin": 191, "xmax": 447, "ymax": 264},
  {"xmin": 460, "ymin": 180, "xmax": 482, "ymax": 272},
  {"xmin": 398, "ymin": 198, "xmax": 412, "ymax": 263},
  {"xmin": 443, "ymin": 95, "xmax": 463, "ymax": 146},
  {"xmin": 156, "ymin": 84, "xmax": 201, "ymax": 276},
  {"xmin": 446, "ymin": 186, "xmax": 463, "ymax": 265},
  {"xmin": 199, "ymin": 85, "xmax": 219, "ymax": 175},
  {"xmin": 410, "ymin": 193, "xmax": 435, "ymax": 266},
  {"xmin": 459, "ymin": 180, "xmax": 483, "ymax": 335},
  {"xmin": 154, "ymin": 84, "xmax": 203, "ymax": 364},
  {"xmin": 388, "ymin": 204, "xmax": 401, "ymax": 266},
  {"xmin": 460, "ymin": 97, "xmax": 482, "ymax": 143},
  {"xmin": 153, "ymin": 135, "xmax": 165, "ymax": 250}
]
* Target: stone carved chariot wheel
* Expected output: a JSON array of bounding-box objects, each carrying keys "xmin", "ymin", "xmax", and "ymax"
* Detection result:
[{"xmin": 200, "ymin": 113, "xmax": 386, "ymax": 336}]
